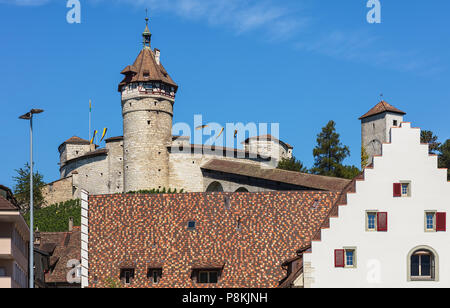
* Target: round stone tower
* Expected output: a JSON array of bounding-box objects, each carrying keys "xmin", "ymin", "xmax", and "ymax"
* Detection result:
[{"xmin": 118, "ymin": 17, "xmax": 178, "ymax": 192}]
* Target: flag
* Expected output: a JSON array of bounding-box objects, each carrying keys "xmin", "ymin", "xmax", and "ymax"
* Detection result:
[
  {"xmin": 90, "ymin": 130, "xmax": 98, "ymax": 145},
  {"xmin": 89, "ymin": 100, "xmax": 92, "ymax": 112},
  {"xmin": 215, "ymin": 127, "xmax": 224, "ymax": 140},
  {"xmin": 100, "ymin": 128, "xmax": 108, "ymax": 142},
  {"xmin": 195, "ymin": 125, "xmax": 209, "ymax": 130}
]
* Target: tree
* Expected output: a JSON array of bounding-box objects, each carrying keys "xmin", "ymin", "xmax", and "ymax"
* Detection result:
[
  {"xmin": 421, "ymin": 130, "xmax": 441, "ymax": 154},
  {"xmin": 439, "ymin": 140, "xmax": 450, "ymax": 180},
  {"xmin": 311, "ymin": 121, "xmax": 351, "ymax": 177},
  {"xmin": 13, "ymin": 163, "xmax": 46, "ymax": 212},
  {"xmin": 337, "ymin": 165, "xmax": 361, "ymax": 180},
  {"xmin": 361, "ymin": 146, "xmax": 369, "ymax": 169},
  {"xmin": 277, "ymin": 156, "xmax": 308, "ymax": 173}
]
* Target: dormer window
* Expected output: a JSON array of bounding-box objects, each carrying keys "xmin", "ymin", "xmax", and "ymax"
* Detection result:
[
  {"xmin": 147, "ymin": 268, "xmax": 163, "ymax": 284},
  {"xmin": 120, "ymin": 268, "xmax": 135, "ymax": 285}
]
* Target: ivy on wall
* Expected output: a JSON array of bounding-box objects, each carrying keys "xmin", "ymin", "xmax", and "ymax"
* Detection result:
[{"xmin": 23, "ymin": 199, "xmax": 81, "ymax": 232}]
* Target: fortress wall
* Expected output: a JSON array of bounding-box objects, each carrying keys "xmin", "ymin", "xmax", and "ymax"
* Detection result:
[
  {"xmin": 60, "ymin": 155, "xmax": 110, "ymax": 196},
  {"xmin": 106, "ymin": 140, "xmax": 124, "ymax": 194},
  {"xmin": 41, "ymin": 176, "xmax": 75, "ymax": 206},
  {"xmin": 168, "ymin": 151, "xmax": 266, "ymax": 192}
]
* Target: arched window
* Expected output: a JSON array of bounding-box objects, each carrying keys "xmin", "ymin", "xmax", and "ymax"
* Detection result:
[
  {"xmin": 206, "ymin": 182, "xmax": 224, "ymax": 192},
  {"xmin": 235, "ymin": 187, "xmax": 249, "ymax": 193},
  {"xmin": 407, "ymin": 246, "xmax": 439, "ymax": 282}
]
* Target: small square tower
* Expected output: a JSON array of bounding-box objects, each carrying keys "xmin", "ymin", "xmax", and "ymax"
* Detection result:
[{"xmin": 360, "ymin": 101, "xmax": 406, "ymax": 165}]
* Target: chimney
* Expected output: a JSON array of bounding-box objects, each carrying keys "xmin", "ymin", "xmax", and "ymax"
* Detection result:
[
  {"xmin": 69, "ymin": 217, "xmax": 74, "ymax": 232},
  {"xmin": 155, "ymin": 49, "xmax": 161, "ymax": 65}
]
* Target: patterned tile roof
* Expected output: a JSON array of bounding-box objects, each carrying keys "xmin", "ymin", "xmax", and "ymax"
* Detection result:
[
  {"xmin": 39, "ymin": 229, "xmax": 81, "ymax": 285},
  {"xmin": 201, "ymin": 159, "xmax": 351, "ymax": 191},
  {"xmin": 88, "ymin": 191, "xmax": 340, "ymax": 288},
  {"xmin": 359, "ymin": 101, "xmax": 406, "ymax": 120}
]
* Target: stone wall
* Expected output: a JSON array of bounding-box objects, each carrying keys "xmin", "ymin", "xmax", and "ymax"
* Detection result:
[
  {"xmin": 168, "ymin": 150, "xmax": 268, "ymax": 192},
  {"xmin": 122, "ymin": 94, "xmax": 173, "ymax": 192},
  {"xmin": 42, "ymin": 176, "xmax": 75, "ymax": 206},
  {"xmin": 361, "ymin": 112, "xmax": 404, "ymax": 164}
]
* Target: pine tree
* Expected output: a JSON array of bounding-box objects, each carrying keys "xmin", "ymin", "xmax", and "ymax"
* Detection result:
[
  {"xmin": 13, "ymin": 163, "xmax": 46, "ymax": 212},
  {"xmin": 421, "ymin": 130, "xmax": 441, "ymax": 154},
  {"xmin": 311, "ymin": 121, "xmax": 352, "ymax": 178},
  {"xmin": 277, "ymin": 156, "xmax": 308, "ymax": 173},
  {"xmin": 438, "ymin": 140, "xmax": 450, "ymax": 180}
]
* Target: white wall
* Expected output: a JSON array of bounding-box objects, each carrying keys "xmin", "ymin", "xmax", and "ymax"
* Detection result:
[{"xmin": 304, "ymin": 122, "xmax": 450, "ymax": 288}]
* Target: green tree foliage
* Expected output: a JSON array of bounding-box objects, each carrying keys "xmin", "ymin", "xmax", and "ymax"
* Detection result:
[
  {"xmin": 439, "ymin": 140, "xmax": 450, "ymax": 180},
  {"xmin": 23, "ymin": 199, "xmax": 81, "ymax": 232},
  {"xmin": 13, "ymin": 163, "xmax": 46, "ymax": 212},
  {"xmin": 337, "ymin": 165, "xmax": 362, "ymax": 180},
  {"xmin": 421, "ymin": 130, "xmax": 441, "ymax": 154},
  {"xmin": 361, "ymin": 146, "xmax": 369, "ymax": 169},
  {"xmin": 311, "ymin": 121, "xmax": 357, "ymax": 178},
  {"xmin": 277, "ymin": 156, "xmax": 308, "ymax": 173}
]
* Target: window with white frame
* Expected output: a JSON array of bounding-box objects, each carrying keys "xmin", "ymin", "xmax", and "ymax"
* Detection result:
[
  {"xmin": 335, "ymin": 248, "xmax": 357, "ymax": 268},
  {"xmin": 401, "ymin": 183, "xmax": 409, "ymax": 196},
  {"xmin": 367, "ymin": 212, "xmax": 377, "ymax": 231},
  {"xmin": 425, "ymin": 212, "xmax": 436, "ymax": 231}
]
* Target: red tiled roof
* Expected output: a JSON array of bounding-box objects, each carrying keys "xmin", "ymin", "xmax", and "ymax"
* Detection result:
[
  {"xmin": 88, "ymin": 191, "xmax": 341, "ymax": 288},
  {"xmin": 0, "ymin": 195, "xmax": 17, "ymax": 210},
  {"xmin": 201, "ymin": 159, "xmax": 351, "ymax": 191},
  {"xmin": 359, "ymin": 101, "xmax": 406, "ymax": 120},
  {"xmin": 39, "ymin": 229, "xmax": 81, "ymax": 285},
  {"xmin": 118, "ymin": 48, "xmax": 178, "ymax": 92}
]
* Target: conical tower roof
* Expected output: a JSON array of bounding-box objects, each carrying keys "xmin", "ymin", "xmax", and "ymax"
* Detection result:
[
  {"xmin": 359, "ymin": 101, "xmax": 406, "ymax": 120},
  {"xmin": 118, "ymin": 17, "xmax": 177, "ymax": 92}
]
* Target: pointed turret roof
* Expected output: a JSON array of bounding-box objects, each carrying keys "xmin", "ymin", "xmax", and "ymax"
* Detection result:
[
  {"xmin": 118, "ymin": 17, "xmax": 177, "ymax": 92},
  {"xmin": 359, "ymin": 101, "xmax": 406, "ymax": 120}
]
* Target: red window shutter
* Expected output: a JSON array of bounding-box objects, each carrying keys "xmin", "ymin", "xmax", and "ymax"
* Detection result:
[
  {"xmin": 436, "ymin": 212, "xmax": 447, "ymax": 232},
  {"xmin": 377, "ymin": 212, "xmax": 388, "ymax": 232},
  {"xmin": 335, "ymin": 249, "xmax": 345, "ymax": 268},
  {"xmin": 393, "ymin": 183, "xmax": 402, "ymax": 197}
]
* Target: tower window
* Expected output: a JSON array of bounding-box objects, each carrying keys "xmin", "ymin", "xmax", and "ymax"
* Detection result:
[
  {"xmin": 393, "ymin": 120, "xmax": 398, "ymax": 126},
  {"xmin": 147, "ymin": 121, "xmax": 151, "ymax": 125}
]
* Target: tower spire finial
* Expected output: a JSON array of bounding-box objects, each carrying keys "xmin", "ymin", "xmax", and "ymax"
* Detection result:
[{"xmin": 142, "ymin": 9, "xmax": 152, "ymax": 49}]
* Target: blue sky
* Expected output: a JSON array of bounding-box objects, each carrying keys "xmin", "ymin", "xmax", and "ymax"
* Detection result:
[{"xmin": 1, "ymin": 0, "xmax": 449, "ymax": 189}]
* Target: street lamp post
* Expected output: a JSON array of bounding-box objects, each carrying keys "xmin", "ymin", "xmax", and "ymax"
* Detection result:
[{"xmin": 19, "ymin": 109, "xmax": 44, "ymax": 289}]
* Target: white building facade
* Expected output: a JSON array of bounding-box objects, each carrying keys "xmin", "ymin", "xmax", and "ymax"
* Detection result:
[{"xmin": 303, "ymin": 121, "xmax": 450, "ymax": 288}]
